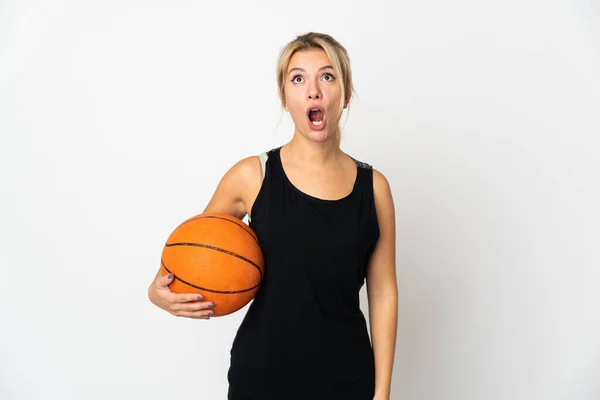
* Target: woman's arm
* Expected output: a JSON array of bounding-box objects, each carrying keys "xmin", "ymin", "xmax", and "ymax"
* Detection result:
[
  {"xmin": 148, "ymin": 155, "xmax": 262, "ymax": 314},
  {"xmin": 366, "ymin": 169, "xmax": 398, "ymax": 400}
]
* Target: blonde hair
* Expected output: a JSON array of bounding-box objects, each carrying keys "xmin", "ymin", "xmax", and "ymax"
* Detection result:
[{"xmin": 276, "ymin": 32, "xmax": 355, "ymax": 145}]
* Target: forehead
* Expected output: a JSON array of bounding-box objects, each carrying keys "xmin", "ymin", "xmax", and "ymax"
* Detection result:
[{"xmin": 287, "ymin": 49, "xmax": 331, "ymax": 72}]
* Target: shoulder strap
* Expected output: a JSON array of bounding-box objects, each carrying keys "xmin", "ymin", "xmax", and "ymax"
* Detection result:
[
  {"xmin": 258, "ymin": 151, "xmax": 269, "ymax": 178},
  {"xmin": 350, "ymin": 155, "xmax": 373, "ymax": 170}
]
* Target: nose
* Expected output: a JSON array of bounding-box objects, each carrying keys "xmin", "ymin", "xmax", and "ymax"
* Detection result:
[{"xmin": 307, "ymin": 82, "xmax": 321, "ymax": 100}]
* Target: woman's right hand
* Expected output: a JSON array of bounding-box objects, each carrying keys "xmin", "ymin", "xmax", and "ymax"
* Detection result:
[{"xmin": 148, "ymin": 272, "xmax": 216, "ymax": 319}]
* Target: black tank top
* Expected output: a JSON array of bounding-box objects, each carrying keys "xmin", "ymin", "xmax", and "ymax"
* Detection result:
[{"xmin": 227, "ymin": 146, "xmax": 380, "ymax": 400}]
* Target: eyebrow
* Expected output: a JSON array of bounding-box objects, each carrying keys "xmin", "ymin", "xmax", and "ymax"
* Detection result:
[{"xmin": 287, "ymin": 65, "xmax": 334, "ymax": 75}]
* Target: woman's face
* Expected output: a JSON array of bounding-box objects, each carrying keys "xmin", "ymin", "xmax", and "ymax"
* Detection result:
[{"xmin": 284, "ymin": 49, "xmax": 346, "ymax": 143}]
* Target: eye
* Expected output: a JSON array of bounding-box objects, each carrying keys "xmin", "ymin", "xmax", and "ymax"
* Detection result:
[
  {"xmin": 322, "ymin": 73, "xmax": 335, "ymax": 82},
  {"xmin": 291, "ymin": 75, "xmax": 304, "ymax": 84}
]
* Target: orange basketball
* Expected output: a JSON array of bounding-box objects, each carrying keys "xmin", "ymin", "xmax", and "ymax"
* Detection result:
[{"xmin": 159, "ymin": 212, "xmax": 264, "ymax": 317}]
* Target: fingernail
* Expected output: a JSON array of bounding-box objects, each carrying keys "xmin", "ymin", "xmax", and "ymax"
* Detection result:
[
  {"xmin": 208, "ymin": 311, "xmax": 214, "ymax": 316},
  {"xmin": 208, "ymin": 302, "xmax": 214, "ymax": 307},
  {"xmin": 197, "ymin": 295, "xmax": 204, "ymax": 300},
  {"xmin": 167, "ymin": 273, "xmax": 173, "ymax": 279}
]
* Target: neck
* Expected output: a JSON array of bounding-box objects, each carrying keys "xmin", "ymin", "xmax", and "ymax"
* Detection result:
[{"xmin": 285, "ymin": 129, "xmax": 341, "ymax": 167}]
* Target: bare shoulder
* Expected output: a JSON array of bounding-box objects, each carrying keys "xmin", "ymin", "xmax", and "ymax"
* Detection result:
[
  {"xmin": 232, "ymin": 155, "xmax": 263, "ymax": 184},
  {"xmin": 237, "ymin": 155, "xmax": 264, "ymax": 216},
  {"xmin": 202, "ymin": 155, "xmax": 263, "ymax": 219},
  {"xmin": 371, "ymin": 168, "xmax": 395, "ymax": 223},
  {"xmin": 372, "ymin": 168, "xmax": 393, "ymax": 198}
]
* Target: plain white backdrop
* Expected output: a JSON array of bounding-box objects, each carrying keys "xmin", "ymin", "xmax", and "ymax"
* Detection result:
[{"xmin": 1, "ymin": 0, "xmax": 599, "ymax": 399}]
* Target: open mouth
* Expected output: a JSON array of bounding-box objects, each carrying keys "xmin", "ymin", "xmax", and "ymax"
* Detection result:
[{"xmin": 307, "ymin": 107, "xmax": 326, "ymax": 129}]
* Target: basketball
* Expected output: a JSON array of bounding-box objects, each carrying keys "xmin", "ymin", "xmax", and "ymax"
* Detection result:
[{"xmin": 159, "ymin": 212, "xmax": 265, "ymax": 317}]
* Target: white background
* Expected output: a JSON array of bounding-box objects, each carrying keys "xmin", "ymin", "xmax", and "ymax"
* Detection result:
[{"xmin": 1, "ymin": 0, "xmax": 599, "ymax": 399}]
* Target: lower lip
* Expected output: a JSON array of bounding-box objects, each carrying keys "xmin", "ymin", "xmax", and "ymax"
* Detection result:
[{"xmin": 307, "ymin": 115, "xmax": 326, "ymax": 131}]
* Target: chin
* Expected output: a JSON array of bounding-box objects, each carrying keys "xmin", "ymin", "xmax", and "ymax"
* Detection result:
[
  {"xmin": 307, "ymin": 130, "xmax": 330, "ymax": 142},
  {"xmin": 304, "ymin": 124, "xmax": 338, "ymax": 143}
]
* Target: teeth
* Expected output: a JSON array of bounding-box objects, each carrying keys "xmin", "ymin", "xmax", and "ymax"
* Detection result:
[{"xmin": 311, "ymin": 120, "xmax": 323, "ymax": 126}]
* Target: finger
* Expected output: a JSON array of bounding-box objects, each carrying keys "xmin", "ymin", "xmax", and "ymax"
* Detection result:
[
  {"xmin": 173, "ymin": 309, "xmax": 215, "ymax": 319},
  {"xmin": 181, "ymin": 293, "xmax": 205, "ymax": 302},
  {"xmin": 171, "ymin": 300, "xmax": 215, "ymax": 313},
  {"xmin": 156, "ymin": 273, "xmax": 175, "ymax": 289},
  {"xmin": 166, "ymin": 292, "xmax": 206, "ymax": 305}
]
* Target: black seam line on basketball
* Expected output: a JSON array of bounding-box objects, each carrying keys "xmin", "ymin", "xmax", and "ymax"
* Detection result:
[
  {"xmin": 164, "ymin": 242, "xmax": 263, "ymax": 280},
  {"xmin": 162, "ymin": 259, "xmax": 260, "ymax": 294},
  {"xmin": 178, "ymin": 215, "xmax": 260, "ymax": 246}
]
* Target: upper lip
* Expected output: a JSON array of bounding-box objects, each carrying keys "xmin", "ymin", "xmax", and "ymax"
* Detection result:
[{"xmin": 306, "ymin": 106, "xmax": 325, "ymax": 116}]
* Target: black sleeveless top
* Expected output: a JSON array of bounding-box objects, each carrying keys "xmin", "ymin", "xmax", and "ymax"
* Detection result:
[{"xmin": 227, "ymin": 147, "xmax": 380, "ymax": 400}]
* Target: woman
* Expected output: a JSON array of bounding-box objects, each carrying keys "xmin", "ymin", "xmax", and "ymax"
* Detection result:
[{"xmin": 148, "ymin": 32, "xmax": 398, "ymax": 400}]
